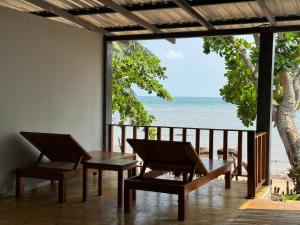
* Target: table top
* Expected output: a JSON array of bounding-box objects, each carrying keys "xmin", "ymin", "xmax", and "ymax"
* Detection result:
[
  {"xmin": 83, "ymin": 158, "xmax": 138, "ymax": 169},
  {"xmin": 88, "ymin": 151, "xmax": 136, "ymax": 160}
]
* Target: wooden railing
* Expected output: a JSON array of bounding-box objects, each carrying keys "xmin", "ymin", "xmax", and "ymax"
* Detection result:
[
  {"xmin": 107, "ymin": 124, "xmax": 267, "ymax": 198},
  {"xmin": 247, "ymin": 131, "xmax": 267, "ymax": 198}
]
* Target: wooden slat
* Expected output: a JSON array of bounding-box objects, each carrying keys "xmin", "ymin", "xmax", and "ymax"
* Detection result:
[
  {"xmin": 195, "ymin": 129, "xmax": 200, "ymax": 155},
  {"xmin": 209, "ymin": 130, "xmax": 214, "ymax": 160},
  {"xmin": 223, "ymin": 130, "xmax": 228, "ymax": 160},
  {"xmin": 169, "ymin": 127, "xmax": 174, "ymax": 141},
  {"xmin": 262, "ymin": 133, "xmax": 266, "ymax": 180},
  {"xmin": 144, "ymin": 127, "xmax": 149, "ymax": 140},
  {"xmin": 157, "ymin": 127, "xmax": 161, "ymax": 141},
  {"xmin": 121, "ymin": 126, "xmax": 126, "ymax": 153},
  {"xmin": 182, "ymin": 128, "xmax": 187, "ymax": 142},
  {"xmin": 237, "ymin": 131, "xmax": 243, "ymax": 175},
  {"xmin": 108, "ymin": 125, "xmax": 114, "ymax": 152}
]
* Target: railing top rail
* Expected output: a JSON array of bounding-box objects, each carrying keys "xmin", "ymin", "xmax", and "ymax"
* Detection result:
[{"xmin": 109, "ymin": 123, "xmax": 254, "ymax": 133}]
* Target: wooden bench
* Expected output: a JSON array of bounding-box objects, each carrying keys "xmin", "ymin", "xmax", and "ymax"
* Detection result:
[
  {"xmin": 16, "ymin": 132, "xmax": 93, "ymax": 203},
  {"xmin": 124, "ymin": 139, "xmax": 233, "ymax": 221}
]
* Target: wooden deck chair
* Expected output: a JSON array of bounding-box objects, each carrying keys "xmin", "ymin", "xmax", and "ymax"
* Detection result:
[
  {"xmin": 125, "ymin": 139, "xmax": 233, "ymax": 221},
  {"xmin": 16, "ymin": 132, "xmax": 92, "ymax": 203}
]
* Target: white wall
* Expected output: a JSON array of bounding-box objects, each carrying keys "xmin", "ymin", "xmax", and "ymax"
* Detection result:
[{"xmin": 0, "ymin": 6, "xmax": 103, "ymax": 194}]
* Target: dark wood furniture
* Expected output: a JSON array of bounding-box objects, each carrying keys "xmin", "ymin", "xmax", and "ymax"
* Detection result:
[
  {"xmin": 16, "ymin": 132, "xmax": 92, "ymax": 203},
  {"xmin": 83, "ymin": 157, "xmax": 137, "ymax": 207},
  {"xmin": 124, "ymin": 139, "xmax": 233, "ymax": 221}
]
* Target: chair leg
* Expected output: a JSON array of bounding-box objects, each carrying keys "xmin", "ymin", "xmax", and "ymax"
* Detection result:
[
  {"xmin": 225, "ymin": 171, "xmax": 231, "ymax": 189},
  {"xmin": 124, "ymin": 182, "xmax": 132, "ymax": 213},
  {"xmin": 16, "ymin": 175, "xmax": 24, "ymax": 199},
  {"xmin": 98, "ymin": 169, "xmax": 102, "ymax": 196},
  {"xmin": 178, "ymin": 192, "xmax": 186, "ymax": 221},
  {"xmin": 131, "ymin": 168, "xmax": 136, "ymax": 201},
  {"xmin": 58, "ymin": 180, "xmax": 66, "ymax": 203},
  {"xmin": 83, "ymin": 166, "xmax": 88, "ymax": 202}
]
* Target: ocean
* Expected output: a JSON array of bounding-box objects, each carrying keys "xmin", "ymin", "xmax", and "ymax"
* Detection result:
[{"xmin": 113, "ymin": 96, "xmax": 297, "ymax": 178}]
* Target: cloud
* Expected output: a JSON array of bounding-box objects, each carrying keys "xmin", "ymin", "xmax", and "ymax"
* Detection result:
[{"xmin": 164, "ymin": 49, "xmax": 184, "ymax": 60}]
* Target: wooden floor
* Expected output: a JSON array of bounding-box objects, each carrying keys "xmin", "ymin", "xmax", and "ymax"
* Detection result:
[
  {"xmin": 231, "ymin": 199, "xmax": 300, "ymax": 225},
  {"xmin": 0, "ymin": 171, "xmax": 249, "ymax": 225}
]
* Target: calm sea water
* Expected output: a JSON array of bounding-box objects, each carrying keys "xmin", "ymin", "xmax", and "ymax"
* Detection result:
[{"xmin": 113, "ymin": 96, "xmax": 299, "ymax": 178}]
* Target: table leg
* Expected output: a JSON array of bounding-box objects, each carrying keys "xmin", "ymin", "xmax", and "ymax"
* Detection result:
[
  {"xmin": 98, "ymin": 169, "xmax": 102, "ymax": 196},
  {"xmin": 118, "ymin": 169, "xmax": 123, "ymax": 207},
  {"xmin": 83, "ymin": 165, "xmax": 88, "ymax": 202},
  {"xmin": 132, "ymin": 167, "xmax": 136, "ymax": 200}
]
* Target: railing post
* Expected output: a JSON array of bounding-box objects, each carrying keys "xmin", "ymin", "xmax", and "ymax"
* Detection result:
[
  {"xmin": 157, "ymin": 127, "xmax": 161, "ymax": 140},
  {"xmin": 169, "ymin": 128, "xmax": 174, "ymax": 141},
  {"xmin": 182, "ymin": 128, "xmax": 187, "ymax": 142},
  {"xmin": 108, "ymin": 124, "xmax": 113, "ymax": 152},
  {"xmin": 223, "ymin": 130, "xmax": 228, "ymax": 160},
  {"xmin": 144, "ymin": 127, "xmax": 149, "ymax": 140},
  {"xmin": 195, "ymin": 129, "xmax": 200, "ymax": 155},
  {"xmin": 209, "ymin": 130, "xmax": 214, "ymax": 160},
  {"xmin": 121, "ymin": 125, "xmax": 126, "ymax": 153},
  {"xmin": 247, "ymin": 131, "xmax": 256, "ymax": 199},
  {"xmin": 237, "ymin": 131, "xmax": 243, "ymax": 176}
]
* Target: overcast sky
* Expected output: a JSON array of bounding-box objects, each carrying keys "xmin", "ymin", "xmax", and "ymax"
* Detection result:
[{"xmin": 133, "ymin": 36, "xmax": 253, "ymax": 97}]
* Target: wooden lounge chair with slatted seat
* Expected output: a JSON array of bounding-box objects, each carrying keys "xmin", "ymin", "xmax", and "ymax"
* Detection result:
[
  {"xmin": 124, "ymin": 139, "xmax": 233, "ymax": 221},
  {"xmin": 16, "ymin": 132, "xmax": 92, "ymax": 203}
]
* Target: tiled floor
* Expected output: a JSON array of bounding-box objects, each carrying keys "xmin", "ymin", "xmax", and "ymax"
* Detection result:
[{"xmin": 0, "ymin": 171, "xmax": 248, "ymax": 225}]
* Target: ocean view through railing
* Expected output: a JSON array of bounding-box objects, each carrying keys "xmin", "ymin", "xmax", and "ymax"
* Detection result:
[{"xmin": 107, "ymin": 124, "xmax": 267, "ymax": 198}]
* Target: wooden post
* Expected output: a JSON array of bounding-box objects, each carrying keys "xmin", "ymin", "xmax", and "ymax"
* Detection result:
[
  {"xmin": 102, "ymin": 38, "xmax": 113, "ymax": 151},
  {"xmin": 256, "ymin": 30, "xmax": 275, "ymax": 186},
  {"xmin": 247, "ymin": 131, "xmax": 256, "ymax": 198}
]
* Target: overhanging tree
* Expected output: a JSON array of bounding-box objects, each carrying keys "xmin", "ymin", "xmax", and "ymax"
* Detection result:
[
  {"xmin": 112, "ymin": 41, "xmax": 172, "ymax": 126},
  {"xmin": 203, "ymin": 33, "xmax": 300, "ymax": 191}
]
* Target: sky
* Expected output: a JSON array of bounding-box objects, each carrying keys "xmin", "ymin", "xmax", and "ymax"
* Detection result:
[{"xmin": 133, "ymin": 38, "xmax": 227, "ymax": 97}]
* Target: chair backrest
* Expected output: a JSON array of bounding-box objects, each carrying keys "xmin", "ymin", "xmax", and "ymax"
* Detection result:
[
  {"xmin": 20, "ymin": 132, "xmax": 92, "ymax": 163},
  {"xmin": 127, "ymin": 139, "xmax": 208, "ymax": 175}
]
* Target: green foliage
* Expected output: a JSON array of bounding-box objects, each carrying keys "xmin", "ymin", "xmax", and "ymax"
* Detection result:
[
  {"xmin": 148, "ymin": 127, "xmax": 157, "ymax": 140},
  {"xmin": 203, "ymin": 33, "xmax": 300, "ymax": 127},
  {"xmin": 282, "ymin": 194, "xmax": 299, "ymax": 202},
  {"xmin": 112, "ymin": 41, "xmax": 172, "ymax": 126}
]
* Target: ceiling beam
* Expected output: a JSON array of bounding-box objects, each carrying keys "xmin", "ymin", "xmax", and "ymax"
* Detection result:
[
  {"xmin": 25, "ymin": 0, "xmax": 110, "ymax": 35},
  {"xmin": 256, "ymin": 0, "xmax": 276, "ymax": 26},
  {"xmin": 97, "ymin": 0, "xmax": 175, "ymax": 44},
  {"xmin": 171, "ymin": 0, "xmax": 215, "ymax": 30},
  {"xmin": 106, "ymin": 14, "xmax": 300, "ymax": 32},
  {"xmin": 32, "ymin": 0, "xmax": 255, "ymax": 17},
  {"xmin": 106, "ymin": 25, "xmax": 300, "ymax": 41}
]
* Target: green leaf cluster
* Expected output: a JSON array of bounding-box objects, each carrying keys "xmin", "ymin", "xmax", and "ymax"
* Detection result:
[
  {"xmin": 203, "ymin": 33, "xmax": 300, "ymax": 127},
  {"xmin": 112, "ymin": 41, "xmax": 172, "ymax": 126}
]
